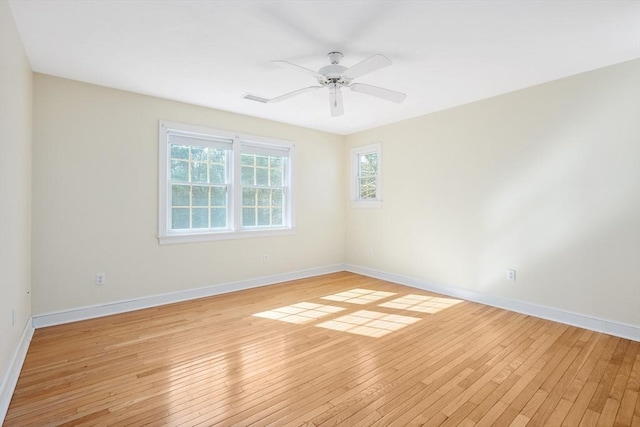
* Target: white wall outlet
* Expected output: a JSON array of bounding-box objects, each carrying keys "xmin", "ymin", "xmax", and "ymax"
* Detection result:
[
  {"xmin": 507, "ymin": 269, "xmax": 516, "ymax": 281},
  {"xmin": 263, "ymin": 254, "xmax": 269, "ymax": 263},
  {"xmin": 11, "ymin": 309, "xmax": 15, "ymax": 326},
  {"xmin": 96, "ymin": 272, "xmax": 106, "ymax": 285}
]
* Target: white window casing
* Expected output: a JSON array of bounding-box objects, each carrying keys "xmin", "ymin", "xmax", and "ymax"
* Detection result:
[
  {"xmin": 158, "ymin": 120, "xmax": 295, "ymax": 244},
  {"xmin": 350, "ymin": 142, "xmax": 382, "ymax": 208}
]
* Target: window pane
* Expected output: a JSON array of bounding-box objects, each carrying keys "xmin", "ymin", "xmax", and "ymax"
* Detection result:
[
  {"xmin": 211, "ymin": 208, "xmax": 226, "ymax": 227},
  {"xmin": 209, "ymin": 149, "xmax": 225, "ymax": 164},
  {"xmin": 359, "ymin": 177, "xmax": 377, "ymax": 199},
  {"xmin": 241, "ymin": 166, "xmax": 254, "ymax": 185},
  {"xmin": 211, "ymin": 186, "xmax": 227, "ymax": 206},
  {"xmin": 243, "ymin": 208, "xmax": 256, "ymax": 226},
  {"xmin": 191, "ymin": 161, "xmax": 208, "ymax": 183},
  {"xmin": 272, "ymin": 208, "xmax": 283, "ymax": 225},
  {"xmin": 172, "ymin": 208, "xmax": 189, "ymax": 229},
  {"xmin": 256, "ymin": 168, "xmax": 268, "ymax": 186},
  {"xmin": 270, "ymin": 167, "xmax": 282, "ymax": 186},
  {"xmin": 257, "ymin": 208, "xmax": 271, "ymax": 226},
  {"xmin": 209, "ymin": 163, "xmax": 225, "ymax": 185},
  {"xmin": 171, "ymin": 160, "xmax": 189, "ymax": 182},
  {"xmin": 270, "ymin": 157, "xmax": 282, "ymax": 168},
  {"xmin": 257, "ymin": 188, "xmax": 271, "ymax": 207},
  {"xmin": 366, "ymin": 153, "xmax": 378, "ymax": 170},
  {"xmin": 172, "ymin": 185, "xmax": 190, "ymax": 206},
  {"xmin": 359, "ymin": 153, "xmax": 377, "ymax": 176},
  {"xmin": 256, "ymin": 155, "xmax": 268, "ymax": 167},
  {"xmin": 241, "ymin": 153, "xmax": 254, "ymax": 166},
  {"xmin": 192, "ymin": 186, "xmax": 209, "ymax": 206},
  {"xmin": 191, "ymin": 147, "xmax": 207, "ymax": 162},
  {"xmin": 192, "ymin": 208, "xmax": 209, "ymax": 228},
  {"xmin": 272, "ymin": 190, "xmax": 283, "ymax": 206},
  {"xmin": 171, "ymin": 145, "xmax": 189, "ymax": 160},
  {"xmin": 243, "ymin": 187, "xmax": 256, "ymax": 206}
]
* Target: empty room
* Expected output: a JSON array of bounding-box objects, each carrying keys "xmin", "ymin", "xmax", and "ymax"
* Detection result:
[{"xmin": 1, "ymin": 1, "xmax": 639, "ymax": 425}]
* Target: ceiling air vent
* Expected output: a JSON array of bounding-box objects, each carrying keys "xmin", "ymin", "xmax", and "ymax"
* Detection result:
[{"xmin": 242, "ymin": 93, "xmax": 269, "ymax": 103}]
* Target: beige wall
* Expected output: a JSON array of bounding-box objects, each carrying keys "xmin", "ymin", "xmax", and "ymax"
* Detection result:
[
  {"xmin": 12, "ymin": 33, "xmax": 640, "ymax": 338},
  {"xmin": 346, "ymin": 59, "xmax": 640, "ymax": 327},
  {"xmin": 0, "ymin": 0, "xmax": 32, "ymax": 384},
  {"xmin": 32, "ymin": 74, "xmax": 345, "ymax": 315}
]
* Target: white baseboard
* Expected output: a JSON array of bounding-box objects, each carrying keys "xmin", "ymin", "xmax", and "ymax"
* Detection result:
[
  {"xmin": 346, "ymin": 264, "xmax": 640, "ymax": 342},
  {"xmin": 0, "ymin": 320, "xmax": 34, "ymax": 423},
  {"xmin": 33, "ymin": 264, "xmax": 345, "ymax": 328},
  {"xmin": 31, "ymin": 263, "xmax": 640, "ymax": 340}
]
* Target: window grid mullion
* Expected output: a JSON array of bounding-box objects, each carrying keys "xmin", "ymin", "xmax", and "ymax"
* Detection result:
[{"xmin": 232, "ymin": 137, "xmax": 242, "ymax": 232}]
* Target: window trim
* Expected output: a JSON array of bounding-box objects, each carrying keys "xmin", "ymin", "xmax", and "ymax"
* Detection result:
[
  {"xmin": 350, "ymin": 142, "xmax": 382, "ymax": 208},
  {"xmin": 158, "ymin": 120, "xmax": 295, "ymax": 244}
]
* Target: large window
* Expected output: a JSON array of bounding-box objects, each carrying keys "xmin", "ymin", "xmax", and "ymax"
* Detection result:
[
  {"xmin": 159, "ymin": 121, "xmax": 294, "ymax": 244},
  {"xmin": 350, "ymin": 143, "xmax": 382, "ymax": 207}
]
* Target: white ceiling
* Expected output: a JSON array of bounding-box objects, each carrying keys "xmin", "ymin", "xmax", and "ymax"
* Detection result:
[{"xmin": 8, "ymin": 0, "xmax": 640, "ymax": 135}]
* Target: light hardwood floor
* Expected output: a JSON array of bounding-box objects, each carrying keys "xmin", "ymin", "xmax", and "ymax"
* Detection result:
[{"xmin": 4, "ymin": 272, "xmax": 640, "ymax": 426}]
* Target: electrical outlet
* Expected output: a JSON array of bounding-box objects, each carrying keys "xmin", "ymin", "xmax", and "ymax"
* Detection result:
[
  {"xmin": 507, "ymin": 269, "xmax": 516, "ymax": 281},
  {"xmin": 263, "ymin": 254, "xmax": 269, "ymax": 263},
  {"xmin": 11, "ymin": 309, "xmax": 15, "ymax": 326},
  {"xmin": 96, "ymin": 272, "xmax": 106, "ymax": 285}
]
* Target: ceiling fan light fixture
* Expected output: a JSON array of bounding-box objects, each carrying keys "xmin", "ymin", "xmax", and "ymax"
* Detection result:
[{"xmin": 329, "ymin": 83, "xmax": 344, "ymax": 117}]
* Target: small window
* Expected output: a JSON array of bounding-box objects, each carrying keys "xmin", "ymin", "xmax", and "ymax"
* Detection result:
[
  {"xmin": 159, "ymin": 121, "xmax": 294, "ymax": 244},
  {"xmin": 351, "ymin": 143, "xmax": 382, "ymax": 207}
]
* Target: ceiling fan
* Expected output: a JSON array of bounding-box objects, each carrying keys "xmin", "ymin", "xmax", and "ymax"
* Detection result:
[{"xmin": 244, "ymin": 52, "xmax": 406, "ymax": 117}]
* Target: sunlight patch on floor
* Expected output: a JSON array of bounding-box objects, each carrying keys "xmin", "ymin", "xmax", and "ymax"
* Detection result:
[
  {"xmin": 378, "ymin": 294, "xmax": 463, "ymax": 314},
  {"xmin": 253, "ymin": 302, "xmax": 345, "ymax": 324},
  {"xmin": 321, "ymin": 288, "xmax": 396, "ymax": 305},
  {"xmin": 316, "ymin": 310, "xmax": 420, "ymax": 337}
]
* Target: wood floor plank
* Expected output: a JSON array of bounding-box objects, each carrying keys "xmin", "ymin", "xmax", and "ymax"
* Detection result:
[
  {"xmin": 405, "ymin": 320, "xmax": 555, "ymax": 426},
  {"xmin": 4, "ymin": 272, "xmax": 639, "ymax": 426},
  {"xmin": 615, "ymin": 389, "xmax": 638, "ymax": 426},
  {"xmin": 529, "ymin": 333, "xmax": 613, "ymax": 425},
  {"xmin": 366, "ymin": 319, "xmax": 535, "ymax": 425},
  {"xmin": 597, "ymin": 397, "xmax": 622, "ymax": 427},
  {"xmin": 589, "ymin": 340, "xmax": 630, "ymax": 413},
  {"xmin": 496, "ymin": 330, "xmax": 600, "ymax": 425}
]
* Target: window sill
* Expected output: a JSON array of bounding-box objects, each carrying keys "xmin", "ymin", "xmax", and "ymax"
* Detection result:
[
  {"xmin": 350, "ymin": 200, "xmax": 382, "ymax": 208},
  {"xmin": 158, "ymin": 227, "xmax": 295, "ymax": 245}
]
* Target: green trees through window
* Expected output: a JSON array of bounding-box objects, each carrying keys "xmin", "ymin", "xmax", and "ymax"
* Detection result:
[
  {"xmin": 351, "ymin": 142, "xmax": 382, "ymax": 207},
  {"xmin": 241, "ymin": 153, "xmax": 285, "ymax": 227},
  {"xmin": 170, "ymin": 145, "xmax": 229, "ymax": 230}
]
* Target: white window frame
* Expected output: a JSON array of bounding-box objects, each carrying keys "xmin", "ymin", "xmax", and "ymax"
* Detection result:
[
  {"xmin": 158, "ymin": 120, "xmax": 295, "ymax": 244},
  {"xmin": 350, "ymin": 142, "xmax": 382, "ymax": 208}
]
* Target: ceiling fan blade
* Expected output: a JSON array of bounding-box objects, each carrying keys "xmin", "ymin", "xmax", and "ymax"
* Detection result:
[
  {"xmin": 343, "ymin": 54, "xmax": 392, "ymax": 79},
  {"xmin": 272, "ymin": 60, "xmax": 326, "ymax": 81},
  {"xmin": 350, "ymin": 83, "xmax": 407, "ymax": 103},
  {"xmin": 329, "ymin": 85, "xmax": 344, "ymax": 117},
  {"xmin": 269, "ymin": 86, "xmax": 322, "ymax": 103}
]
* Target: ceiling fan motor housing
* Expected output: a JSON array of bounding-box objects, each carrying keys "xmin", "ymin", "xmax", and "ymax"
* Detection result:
[
  {"xmin": 317, "ymin": 52, "xmax": 352, "ymax": 85},
  {"xmin": 318, "ymin": 64, "xmax": 348, "ymax": 81}
]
